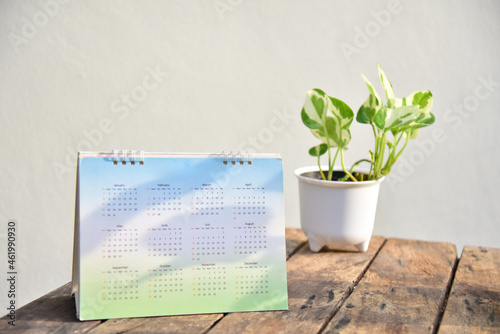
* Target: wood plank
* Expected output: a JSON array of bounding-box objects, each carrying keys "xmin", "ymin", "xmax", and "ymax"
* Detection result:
[
  {"xmin": 0, "ymin": 228, "xmax": 304, "ymax": 334},
  {"xmin": 324, "ymin": 238, "xmax": 457, "ymax": 333},
  {"xmin": 88, "ymin": 314, "xmax": 224, "ymax": 334},
  {"xmin": 285, "ymin": 227, "xmax": 308, "ymax": 258},
  {"xmin": 0, "ymin": 282, "xmax": 101, "ymax": 334},
  {"xmin": 439, "ymin": 246, "xmax": 500, "ymax": 334},
  {"xmin": 206, "ymin": 236, "xmax": 386, "ymax": 334}
]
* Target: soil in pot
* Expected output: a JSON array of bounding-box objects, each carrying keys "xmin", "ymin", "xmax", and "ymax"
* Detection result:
[{"xmin": 301, "ymin": 170, "xmax": 371, "ymax": 182}]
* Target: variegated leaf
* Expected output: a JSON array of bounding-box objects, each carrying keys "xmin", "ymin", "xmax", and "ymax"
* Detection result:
[
  {"xmin": 378, "ymin": 63, "xmax": 396, "ymax": 108},
  {"xmin": 311, "ymin": 116, "xmax": 339, "ymax": 147},
  {"xmin": 357, "ymin": 74, "xmax": 382, "ymax": 124},
  {"xmin": 301, "ymin": 89, "xmax": 328, "ymax": 130},
  {"xmin": 327, "ymin": 96, "xmax": 353, "ymax": 148},
  {"xmin": 405, "ymin": 90, "xmax": 433, "ymax": 113},
  {"xmin": 374, "ymin": 105, "xmax": 420, "ymax": 131},
  {"xmin": 309, "ymin": 143, "xmax": 328, "ymax": 157}
]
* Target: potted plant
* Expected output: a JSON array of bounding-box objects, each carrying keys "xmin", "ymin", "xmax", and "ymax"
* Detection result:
[{"xmin": 296, "ymin": 63, "xmax": 434, "ymax": 252}]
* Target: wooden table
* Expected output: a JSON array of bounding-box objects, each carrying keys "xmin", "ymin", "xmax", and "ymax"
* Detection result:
[{"xmin": 2, "ymin": 228, "xmax": 498, "ymax": 333}]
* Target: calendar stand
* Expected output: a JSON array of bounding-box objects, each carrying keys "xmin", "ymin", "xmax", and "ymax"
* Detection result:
[{"xmin": 72, "ymin": 151, "xmax": 288, "ymax": 320}]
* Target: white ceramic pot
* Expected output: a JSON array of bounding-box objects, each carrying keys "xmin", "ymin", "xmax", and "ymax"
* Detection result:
[{"xmin": 295, "ymin": 166, "xmax": 384, "ymax": 252}]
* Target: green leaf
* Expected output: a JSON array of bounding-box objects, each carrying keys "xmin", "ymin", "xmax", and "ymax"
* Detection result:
[
  {"xmin": 406, "ymin": 90, "xmax": 433, "ymax": 112},
  {"xmin": 374, "ymin": 105, "xmax": 420, "ymax": 131},
  {"xmin": 308, "ymin": 143, "xmax": 328, "ymax": 157},
  {"xmin": 396, "ymin": 90, "xmax": 433, "ymax": 111},
  {"xmin": 301, "ymin": 89, "xmax": 328, "ymax": 130},
  {"xmin": 327, "ymin": 96, "xmax": 354, "ymax": 148},
  {"xmin": 378, "ymin": 63, "xmax": 396, "ymax": 108},
  {"xmin": 340, "ymin": 128, "xmax": 352, "ymax": 148},
  {"xmin": 311, "ymin": 116, "xmax": 339, "ymax": 147},
  {"xmin": 393, "ymin": 104, "xmax": 435, "ymax": 134},
  {"xmin": 304, "ymin": 95, "xmax": 354, "ymax": 150},
  {"xmin": 328, "ymin": 96, "xmax": 354, "ymax": 127},
  {"xmin": 357, "ymin": 74, "xmax": 382, "ymax": 124},
  {"xmin": 407, "ymin": 112, "xmax": 435, "ymax": 131}
]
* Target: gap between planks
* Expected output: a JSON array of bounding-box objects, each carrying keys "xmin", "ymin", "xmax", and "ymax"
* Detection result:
[
  {"xmin": 202, "ymin": 228, "xmax": 310, "ymax": 333},
  {"xmin": 206, "ymin": 236, "xmax": 387, "ymax": 334},
  {"xmin": 316, "ymin": 238, "xmax": 388, "ymax": 334},
  {"xmin": 437, "ymin": 246, "xmax": 500, "ymax": 333},
  {"xmin": 432, "ymin": 256, "xmax": 459, "ymax": 334},
  {"xmin": 322, "ymin": 238, "xmax": 458, "ymax": 333}
]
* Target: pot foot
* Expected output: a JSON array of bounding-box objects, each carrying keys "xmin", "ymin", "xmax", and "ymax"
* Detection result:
[
  {"xmin": 306, "ymin": 233, "xmax": 323, "ymax": 252},
  {"xmin": 355, "ymin": 239, "xmax": 370, "ymax": 252}
]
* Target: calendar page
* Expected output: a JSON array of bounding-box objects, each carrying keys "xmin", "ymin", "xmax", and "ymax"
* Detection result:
[{"xmin": 72, "ymin": 151, "xmax": 288, "ymax": 321}]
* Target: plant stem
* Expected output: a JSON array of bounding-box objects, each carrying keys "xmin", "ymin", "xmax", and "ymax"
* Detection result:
[
  {"xmin": 327, "ymin": 145, "xmax": 333, "ymax": 181},
  {"xmin": 326, "ymin": 147, "xmax": 340, "ymax": 181},
  {"xmin": 395, "ymin": 131, "xmax": 404, "ymax": 147},
  {"xmin": 341, "ymin": 149, "xmax": 358, "ymax": 182},
  {"xmin": 321, "ymin": 102, "xmax": 334, "ymax": 180},
  {"xmin": 382, "ymin": 148, "xmax": 395, "ymax": 175},
  {"xmin": 349, "ymin": 159, "xmax": 372, "ymax": 176},
  {"xmin": 382, "ymin": 131, "xmax": 405, "ymax": 174},
  {"xmin": 382, "ymin": 134, "xmax": 396, "ymax": 174},
  {"xmin": 318, "ymin": 154, "xmax": 326, "ymax": 180},
  {"xmin": 392, "ymin": 130, "xmax": 411, "ymax": 164},
  {"xmin": 369, "ymin": 123, "xmax": 377, "ymax": 178},
  {"xmin": 332, "ymin": 147, "xmax": 339, "ymax": 173},
  {"xmin": 372, "ymin": 128, "xmax": 382, "ymax": 179},
  {"xmin": 374, "ymin": 131, "xmax": 388, "ymax": 179}
]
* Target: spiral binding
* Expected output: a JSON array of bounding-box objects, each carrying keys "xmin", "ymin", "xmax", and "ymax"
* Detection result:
[
  {"xmin": 111, "ymin": 150, "xmax": 252, "ymax": 165},
  {"xmin": 222, "ymin": 151, "xmax": 252, "ymax": 165},
  {"xmin": 112, "ymin": 150, "xmax": 144, "ymax": 165}
]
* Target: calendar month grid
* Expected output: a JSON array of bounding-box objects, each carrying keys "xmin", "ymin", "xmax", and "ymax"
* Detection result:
[{"xmin": 76, "ymin": 155, "xmax": 287, "ymax": 319}]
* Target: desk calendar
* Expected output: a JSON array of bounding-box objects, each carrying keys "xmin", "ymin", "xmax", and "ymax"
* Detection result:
[{"xmin": 71, "ymin": 151, "xmax": 288, "ymax": 320}]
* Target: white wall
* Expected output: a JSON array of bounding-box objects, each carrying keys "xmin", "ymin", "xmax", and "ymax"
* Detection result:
[{"xmin": 1, "ymin": 0, "xmax": 499, "ymax": 310}]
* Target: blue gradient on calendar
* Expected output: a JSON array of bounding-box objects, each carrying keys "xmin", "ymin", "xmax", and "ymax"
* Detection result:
[{"xmin": 75, "ymin": 154, "xmax": 287, "ymax": 320}]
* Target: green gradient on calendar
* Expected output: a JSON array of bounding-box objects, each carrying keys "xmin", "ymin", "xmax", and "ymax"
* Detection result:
[{"xmin": 73, "ymin": 152, "xmax": 288, "ymax": 320}]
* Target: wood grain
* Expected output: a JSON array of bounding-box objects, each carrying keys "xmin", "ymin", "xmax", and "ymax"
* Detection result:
[
  {"xmin": 206, "ymin": 236, "xmax": 386, "ymax": 334},
  {"xmin": 0, "ymin": 282, "xmax": 101, "ymax": 334},
  {"xmin": 10, "ymin": 232, "xmax": 495, "ymax": 334},
  {"xmin": 285, "ymin": 227, "xmax": 308, "ymax": 258},
  {"xmin": 0, "ymin": 228, "xmax": 304, "ymax": 334},
  {"xmin": 323, "ymin": 238, "xmax": 457, "ymax": 334},
  {"xmin": 87, "ymin": 314, "xmax": 224, "ymax": 334},
  {"xmin": 439, "ymin": 246, "xmax": 500, "ymax": 334}
]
